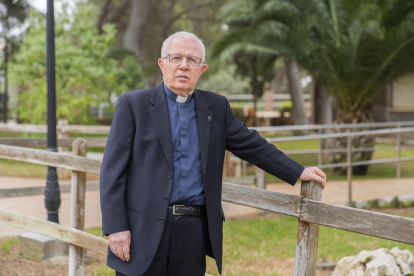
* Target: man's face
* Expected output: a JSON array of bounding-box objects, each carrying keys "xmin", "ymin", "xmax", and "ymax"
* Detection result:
[{"xmin": 158, "ymin": 36, "xmax": 208, "ymax": 96}]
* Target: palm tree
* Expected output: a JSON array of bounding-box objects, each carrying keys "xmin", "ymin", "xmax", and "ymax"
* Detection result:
[
  {"xmin": 215, "ymin": 0, "xmax": 414, "ymax": 174},
  {"xmin": 212, "ymin": 17, "xmax": 277, "ymax": 126},
  {"xmin": 212, "ymin": 0, "xmax": 309, "ymax": 128}
]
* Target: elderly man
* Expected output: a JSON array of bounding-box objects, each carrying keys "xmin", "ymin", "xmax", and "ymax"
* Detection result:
[{"xmin": 100, "ymin": 31, "xmax": 326, "ymax": 276}]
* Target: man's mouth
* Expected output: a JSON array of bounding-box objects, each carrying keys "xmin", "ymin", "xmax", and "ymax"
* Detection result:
[{"xmin": 177, "ymin": 76, "xmax": 189, "ymax": 80}]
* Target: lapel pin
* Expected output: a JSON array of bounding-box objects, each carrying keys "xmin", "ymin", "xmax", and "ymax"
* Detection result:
[{"xmin": 208, "ymin": 116, "xmax": 212, "ymax": 122}]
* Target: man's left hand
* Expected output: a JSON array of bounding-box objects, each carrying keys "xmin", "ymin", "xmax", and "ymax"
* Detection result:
[{"xmin": 299, "ymin": 167, "xmax": 327, "ymax": 189}]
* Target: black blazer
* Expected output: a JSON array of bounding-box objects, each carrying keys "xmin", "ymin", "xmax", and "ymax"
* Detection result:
[{"xmin": 99, "ymin": 82, "xmax": 304, "ymax": 276}]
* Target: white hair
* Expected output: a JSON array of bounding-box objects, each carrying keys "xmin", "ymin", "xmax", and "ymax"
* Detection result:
[{"xmin": 161, "ymin": 31, "xmax": 206, "ymax": 62}]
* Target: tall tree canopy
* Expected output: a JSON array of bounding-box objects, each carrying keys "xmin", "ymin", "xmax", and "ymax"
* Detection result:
[
  {"xmin": 10, "ymin": 4, "xmax": 143, "ymax": 124},
  {"xmin": 215, "ymin": 0, "xmax": 414, "ymax": 122},
  {"xmin": 212, "ymin": 0, "xmax": 308, "ymax": 127},
  {"xmin": 256, "ymin": 0, "xmax": 414, "ymax": 121},
  {"xmin": 214, "ymin": 0, "xmax": 414, "ymax": 174},
  {"xmin": 92, "ymin": 0, "xmax": 227, "ymax": 87}
]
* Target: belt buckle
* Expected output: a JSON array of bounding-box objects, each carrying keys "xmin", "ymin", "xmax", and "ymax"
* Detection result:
[{"xmin": 172, "ymin": 205, "xmax": 185, "ymax": 215}]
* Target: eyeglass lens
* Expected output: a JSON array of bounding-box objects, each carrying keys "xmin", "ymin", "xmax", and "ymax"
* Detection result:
[{"xmin": 169, "ymin": 54, "xmax": 201, "ymax": 66}]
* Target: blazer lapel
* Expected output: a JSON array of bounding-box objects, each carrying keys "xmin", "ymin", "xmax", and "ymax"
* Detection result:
[
  {"xmin": 149, "ymin": 83, "xmax": 173, "ymax": 171},
  {"xmin": 194, "ymin": 89, "xmax": 213, "ymax": 175}
]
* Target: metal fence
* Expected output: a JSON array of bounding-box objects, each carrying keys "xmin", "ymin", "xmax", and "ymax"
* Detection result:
[{"xmin": 244, "ymin": 126, "xmax": 414, "ymax": 207}]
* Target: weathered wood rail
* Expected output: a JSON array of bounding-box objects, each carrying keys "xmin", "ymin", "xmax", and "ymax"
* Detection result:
[
  {"xmin": 1, "ymin": 143, "xmax": 414, "ymax": 275},
  {"xmin": 0, "ymin": 137, "xmax": 107, "ymax": 148}
]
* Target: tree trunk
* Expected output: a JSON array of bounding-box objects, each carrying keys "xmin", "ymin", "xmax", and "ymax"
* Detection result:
[
  {"xmin": 253, "ymin": 89, "xmax": 258, "ymax": 127},
  {"xmin": 97, "ymin": 0, "xmax": 112, "ymax": 33},
  {"xmin": 284, "ymin": 59, "xmax": 308, "ymax": 134},
  {"xmin": 123, "ymin": 0, "xmax": 149, "ymax": 62},
  {"xmin": 328, "ymin": 109, "xmax": 376, "ymax": 175},
  {"xmin": 313, "ymin": 79, "xmax": 333, "ymax": 125},
  {"xmin": 372, "ymin": 86, "xmax": 391, "ymax": 122},
  {"xmin": 284, "ymin": 59, "xmax": 308, "ymax": 125},
  {"xmin": 3, "ymin": 43, "xmax": 8, "ymax": 123},
  {"xmin": 269, "ymin": 68, "xmax": 285, "ymax": 95},
  {"xmin": 147, "ymin": 69, "xmax": 163, "ymax": 88}
]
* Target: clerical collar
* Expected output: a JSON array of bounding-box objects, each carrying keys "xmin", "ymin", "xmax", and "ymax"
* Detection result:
[{"xmin": 164, "ymin": 84, "xmax": 193, "ymax": 103}]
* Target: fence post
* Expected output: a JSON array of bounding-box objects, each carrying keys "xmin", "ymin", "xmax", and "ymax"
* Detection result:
[
  {"xmin": 68, "ymin": 138, "xmax": 87, "ymax": 276},
  {"xmin": 242, "ymin": 160, "xmax": 247, "ymax": 178},
  {"xmin": 347, "ymin": 136, "xmax": 353, "ymax": 207},
  {"xmin": 397, "ymin": 124, "xmax": 401, "ymax": 179},
  {"xmin": 235, "ymin": 158, "xmax": 241, "ymax": 178},
  {"xmin": 256, "ymin": 167, "xmax": 266, "ymax": 190},
  {"xmin": 294, "ymin": 180, "xmax": 322, "ymax": 275},
  {"xmin": 57, "ymin": 119, "xmax": 69, "ymax": 179},
  {"xmin": 318, "ymin": 138, "xmax": 322, "ymax": 166}
]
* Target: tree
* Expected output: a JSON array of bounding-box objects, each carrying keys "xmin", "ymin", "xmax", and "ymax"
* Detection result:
[
  {"xmin": 261, "ymin": 0, "xmax": 414, "ymax": 174},
  {"xmin": 0, "ymin": 0, "xmax": 30, "ymax": 122},
  {"xmin": 212, "ymin": 0, "xmax": 309, "ymax": 128},
  {"xmin": 10, "ymin": 4, "xmax": 143, "ymax": 125},
  {"xmin": 211, "ymin": 19, "xmax": 277, "ymax": 126},
  {"xmin": 197, "ymin": 64, "xmax": 250, "ymax": 95},
  {"xmin": 93, "ymin": 0, "xmax": 227, "ymax": 88},
  {"xmin": 215, "ymin": 0, "xmax": 414, "ymax": 174}
]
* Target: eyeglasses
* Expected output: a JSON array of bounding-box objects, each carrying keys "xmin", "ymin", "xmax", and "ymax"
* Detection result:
[{"xmin": 163, "ymin": 54, "xmax": 203, "ymax": 66}]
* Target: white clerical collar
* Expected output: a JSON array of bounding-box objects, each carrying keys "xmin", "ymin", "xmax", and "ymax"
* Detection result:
[
  {"xmin": 176, "ymin": 95, "xmax": 188, "ymax": 103},
  {"xmin": 164, "ymin": 83, "xmax": 193, "ymax": 103}
]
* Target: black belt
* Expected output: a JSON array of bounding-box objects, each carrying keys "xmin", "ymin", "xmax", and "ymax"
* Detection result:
[{"xmin": 168, "ymin": 205, "xmax": 207, "ymax": 216}]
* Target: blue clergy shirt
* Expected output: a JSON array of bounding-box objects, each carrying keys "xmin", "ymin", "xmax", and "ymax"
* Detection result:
[{"xmin": 164, "ymin": 84, "xmax": 206, "ymax": 205}]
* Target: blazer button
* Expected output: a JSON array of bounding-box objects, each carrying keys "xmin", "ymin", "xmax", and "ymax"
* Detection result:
[
  {"xmin": 168, "ymin": 173, "xmax": 172, "ymax": 179},
  {"xmin": 159, "ymin": 217, "xmax": 165, "ymax": 223},
  {"xmin": 164, "ymin": 196, "xmax": 169, "ymax": 202}
]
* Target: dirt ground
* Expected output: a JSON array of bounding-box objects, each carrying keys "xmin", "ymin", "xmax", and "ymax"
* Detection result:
[
  {"xmin": 0, "ymin": 245, "xmax": 333, "ymax": 276},
  {"xmin": 0, "ymin": 244, "xmax": 108, "ymax": 276}
]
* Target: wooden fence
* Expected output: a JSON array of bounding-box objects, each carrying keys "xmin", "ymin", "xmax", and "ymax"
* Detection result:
[{"xmin": 1, "ymin": 142, "xmax": 414, "ymax": 275}]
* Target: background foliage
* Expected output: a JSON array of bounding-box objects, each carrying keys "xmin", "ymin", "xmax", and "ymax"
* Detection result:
[{"xmin": 10, "ymin": 4, "xmax": 143, "ymax": 124}]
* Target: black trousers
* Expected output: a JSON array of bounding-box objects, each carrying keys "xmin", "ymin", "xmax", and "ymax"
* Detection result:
[{"xmin": 116, "ymin": 212, "xmax": 207, "ymax": 276}]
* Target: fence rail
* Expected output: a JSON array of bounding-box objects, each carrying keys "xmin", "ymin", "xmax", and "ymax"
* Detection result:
[
  {"xmin": 266, "ymin": 126, "xmax": 414, "ymax": 142},
  {"xmin": 1, "ymin": 144, "xmax": 414, "ymax": 275},
  {"xmin": 0, "ymin": 137, "xmax": 107, "ymax": 148},
  {"xmin": 2, "ymin": 120, "xmax": 414, "ymax": 134},
  {"xmin": 252, "ymin": 121, "xmax": 414, "ymax": 132},
  {"xmin": 0, "ymin": 123, "xmax": 110, "ymax": 134},
  {"xmin": 225, "ymin": 94, "xmax": 312, "ymax": 100}
]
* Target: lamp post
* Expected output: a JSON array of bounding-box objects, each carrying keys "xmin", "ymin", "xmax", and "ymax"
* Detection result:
[{"xmin": 45, "ymin": 0, "xmax": 61, "ymax": 223}]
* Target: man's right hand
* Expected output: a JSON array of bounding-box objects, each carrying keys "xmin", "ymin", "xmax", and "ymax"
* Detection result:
[{"xmin": 109, "ymin": 230, "xmax": 131, "ymax": 261}]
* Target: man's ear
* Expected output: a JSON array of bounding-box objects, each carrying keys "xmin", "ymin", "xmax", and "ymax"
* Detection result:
[
  {"xmin": 200, "ymin": 63, "xmax": 208, "ymax": 74},
  {"xmin": 158, "ymin": 59, "xmax": 164, "ymax": 71}
]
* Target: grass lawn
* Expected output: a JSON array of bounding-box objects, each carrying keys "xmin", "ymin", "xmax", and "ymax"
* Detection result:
[{"xmin": 0, "ymin": 159, "xmax": 48, "ymax": 178}]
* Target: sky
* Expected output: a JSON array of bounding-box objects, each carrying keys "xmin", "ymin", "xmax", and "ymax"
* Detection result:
[
  {"xmin": 0, "ymin": 0, "xmax": 78, "ymax": 40},
  {"xmin": 28, "ymin": 0, "xmax": 47, "ymax": 13},
  {"xmin": 28, "ymin": 0, "xmax": 78, "ymax": 14}
]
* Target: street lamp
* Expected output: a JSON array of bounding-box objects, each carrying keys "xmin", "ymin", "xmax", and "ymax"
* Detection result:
[{"xmin": 45, "ymin": 0, "xmax": 61, "ymax": 223}]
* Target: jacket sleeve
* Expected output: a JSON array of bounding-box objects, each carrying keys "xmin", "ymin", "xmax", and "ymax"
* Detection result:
[
  {"xmin": 100, "ymin": 93, "xmax": 135, "ymax": 236},
  {"xmin": 224, "ymin": 97, "xmax": 304, "ymax": 185}
]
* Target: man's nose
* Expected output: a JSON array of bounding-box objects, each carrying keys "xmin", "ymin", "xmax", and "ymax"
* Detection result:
[{"xmin": 178, "ymin": 57, "xmax": 189, "ymax": 70}]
